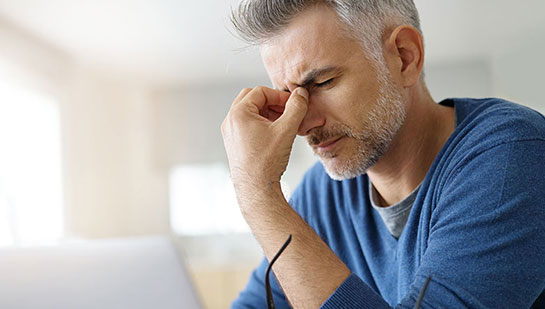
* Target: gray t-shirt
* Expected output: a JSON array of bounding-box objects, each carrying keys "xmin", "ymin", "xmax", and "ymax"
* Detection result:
[{"xmin": 369, "ymin": 181, "xmax": 420, "ymax": 239}]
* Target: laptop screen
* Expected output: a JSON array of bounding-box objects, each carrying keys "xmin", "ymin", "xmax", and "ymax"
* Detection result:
[{"xmin": 0, "ymin": 236, "xmax": 201, "ymax": 309}]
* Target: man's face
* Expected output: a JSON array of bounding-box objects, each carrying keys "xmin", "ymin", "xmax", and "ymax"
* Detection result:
[{"xmin": 261, "ymin": 5, "xmax": 406, "ymax": 180}]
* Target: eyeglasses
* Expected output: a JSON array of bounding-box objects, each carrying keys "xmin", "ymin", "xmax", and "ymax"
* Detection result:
[
  {"xmin": 415, "ymin": 275, "xmax": 431, "ymax": 308},
  {"xmin": 264, "ymin": 234, "xmax": 431, "ymax": 309},
  {"xmin": 265, "ymin": 234, "xmax": 292, "ymax": 309}
]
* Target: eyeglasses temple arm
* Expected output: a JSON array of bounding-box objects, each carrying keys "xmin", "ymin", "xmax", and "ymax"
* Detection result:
[
  {"xmin": 265, "ymin": 234, "xmax": 293, "ymax": 309},
  {"xmin": 414, "ymin": 275, "xmax": 431, "ymax": 309}
]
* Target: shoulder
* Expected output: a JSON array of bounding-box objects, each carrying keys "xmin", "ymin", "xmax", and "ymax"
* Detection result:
[
  {"xmin": 451, "ymin": 98, "xmax": 545, "ymax": 149},
  {"xmin": 436, "ymin": 98, "xmax": 545, "ymax": 175},
  {"xmin": 426, "ymin": 98, "xmax": 545, "ymax": 217},
  {"xmin": 429, "ymin": 98, "xmax": 545, "ymax": 215}
]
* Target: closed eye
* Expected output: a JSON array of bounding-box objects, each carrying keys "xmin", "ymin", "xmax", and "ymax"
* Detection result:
[{"xmin": 315, "ymin": 78, "xmax": 334, "ymax": 88}]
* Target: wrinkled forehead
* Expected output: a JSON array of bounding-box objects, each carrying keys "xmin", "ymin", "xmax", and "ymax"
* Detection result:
[{"xmin": 259, "ymin": 5, "xmax": 365, "ymax": 88}]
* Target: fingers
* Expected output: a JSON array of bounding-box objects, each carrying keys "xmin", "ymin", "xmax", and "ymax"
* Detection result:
[
  {"xmin": 228, "ymin": 86, "xmax": 308, "ymax": 132},
  {"xmin": 233, "ymin": 86, "xmax": 290, "ymax": 110},
  {"xmin": 276, "ymin": 87, "xmax": 309, "ymax": 132},
  {"xmin": 233, "ymin": 88, "xmax": 252, "ymax": 105}
]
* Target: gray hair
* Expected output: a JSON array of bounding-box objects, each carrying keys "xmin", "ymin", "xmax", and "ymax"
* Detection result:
[{"xmin": 231, "ymin": 0, "xmax": 422, "ymax": 66}]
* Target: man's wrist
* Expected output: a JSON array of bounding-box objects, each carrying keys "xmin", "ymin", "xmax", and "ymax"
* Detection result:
[{"xmin": 234, "ymin": 179, "xmax": 286, "ymax": 212}]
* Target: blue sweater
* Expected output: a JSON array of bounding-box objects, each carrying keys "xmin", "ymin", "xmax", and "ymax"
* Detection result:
[{"xmin": 232, "ymin": 98, "xmax": 545, "ymax": 308}]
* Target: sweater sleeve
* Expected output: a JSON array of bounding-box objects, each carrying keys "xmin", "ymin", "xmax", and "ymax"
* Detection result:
[{"xmin": 321, "ymin": 139, "xmax": 545, "ymax": 308}]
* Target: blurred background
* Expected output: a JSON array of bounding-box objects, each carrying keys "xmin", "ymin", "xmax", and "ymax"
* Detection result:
[{"xmin": 0, "ymin": 0, "xmax": 544, "ymax": 308}]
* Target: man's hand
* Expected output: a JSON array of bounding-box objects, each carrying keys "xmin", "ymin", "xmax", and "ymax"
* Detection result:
[
  {"xmin": 221, "ymin": 86, "xmax": 309, "ymax": 207},
  {"xmin": 222, "ymin": 86, "xmax": 351, "ymax": 307}
]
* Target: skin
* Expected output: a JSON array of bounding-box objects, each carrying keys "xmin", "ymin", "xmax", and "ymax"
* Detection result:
[{"xmin": 221, "ymin": 4, "xmax": 455, "ymax": 308}]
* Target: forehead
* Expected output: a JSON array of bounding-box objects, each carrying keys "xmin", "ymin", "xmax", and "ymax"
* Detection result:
[{"xmin": 260, "ymin": 4, "xmax": 366, "ymax": 86}]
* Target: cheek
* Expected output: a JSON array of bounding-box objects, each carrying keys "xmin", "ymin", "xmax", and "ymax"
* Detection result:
[
  {"xmin": 309, "ymin": 90, "xmax": 353, "ymax": 126},
  {"xmin": 308, "ymin": 92, "xmax": 335, "ymax": 117},
  {"xmin": 314, "ymin": 87, "xmax": 380, "ymax": 132}
]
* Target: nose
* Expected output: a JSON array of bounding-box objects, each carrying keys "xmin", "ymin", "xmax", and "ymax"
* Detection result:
[{"xmin": 296, "ymin": 95, "xmax": 325, "ymax": 136}]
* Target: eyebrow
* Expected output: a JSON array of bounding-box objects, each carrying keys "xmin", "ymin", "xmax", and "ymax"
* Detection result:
[{"xmin": 280, "ymin": 66, "xmax": 342, "ymax": 91}]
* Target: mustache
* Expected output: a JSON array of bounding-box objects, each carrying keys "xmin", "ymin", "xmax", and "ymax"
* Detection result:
[{"xmin": 306, "ymin": 125, "xmax": 353, "ymax": 146}]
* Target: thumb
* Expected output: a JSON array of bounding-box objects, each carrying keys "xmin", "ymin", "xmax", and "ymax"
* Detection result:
[{"xmin": 277, "ymin": 87, "xmax": 309, "ymax": 132}]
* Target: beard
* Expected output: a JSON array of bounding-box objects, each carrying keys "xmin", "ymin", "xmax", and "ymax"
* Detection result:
[{"xmin": 306, "ymin": 64, "xmax": 406, "ymax": 180}]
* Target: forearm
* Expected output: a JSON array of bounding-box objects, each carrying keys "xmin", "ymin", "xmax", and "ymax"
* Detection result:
[{"xmin": 239, "ymin": 182, "xmax": 351, "ymax": 308}]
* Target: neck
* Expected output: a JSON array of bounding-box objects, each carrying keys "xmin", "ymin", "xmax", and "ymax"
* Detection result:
[{"xmin": 367, "ymin": 83, "xmax": 455, "ymax": 206}]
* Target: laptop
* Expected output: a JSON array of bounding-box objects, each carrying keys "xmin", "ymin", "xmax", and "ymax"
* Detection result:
[{"xmin": 0, "ymin": 236, "xmax": 202, "ymax": 309}]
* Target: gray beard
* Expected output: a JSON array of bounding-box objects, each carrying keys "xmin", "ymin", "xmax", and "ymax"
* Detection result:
[{"xmin": 317, "ymin": 71, "xmax": 406, "ymax": 181}]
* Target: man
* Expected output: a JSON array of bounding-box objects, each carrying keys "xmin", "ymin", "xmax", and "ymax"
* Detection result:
[{"xmin": 222, "ymin": 0, "xmax": 545, "ymax": 308}]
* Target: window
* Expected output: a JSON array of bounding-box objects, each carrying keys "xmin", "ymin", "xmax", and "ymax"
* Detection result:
[
  {"xmin": 169, "ymin": 163, "xmax": 249, "ymax": 235},
  {"xmin": 0, "ymin": 80, "xmax": 64, "ymax": 246}
]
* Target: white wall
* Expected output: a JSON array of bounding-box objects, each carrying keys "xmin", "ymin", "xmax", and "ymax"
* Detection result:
[
  {"xmin": 424, "ymin": 36, "xmax": 545, "ymax": 115},
  {"xmin": 492, "ymin": 30, "xmax": 545, "ymax": 114},
  {"xmin": 425, "ymin": 59, "xmax": 493, "ymax": 101},
  {"xmin": 62, "ymin": 66, "xmax": 169, "ymax": 238},
  {"xmin": 0, "ymin": 18, "xmax": 170, "ymax": 240}
]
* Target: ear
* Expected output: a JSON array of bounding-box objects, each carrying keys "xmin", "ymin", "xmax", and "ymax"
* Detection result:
[{"xmin": 383, "ymin": 25, "xmax": 424, "ymax": 88}]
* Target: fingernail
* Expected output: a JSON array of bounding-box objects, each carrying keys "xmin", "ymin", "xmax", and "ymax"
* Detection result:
[{"xmin": 296, "ymin": 87, "xmax": 309, "ymax": 101}]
